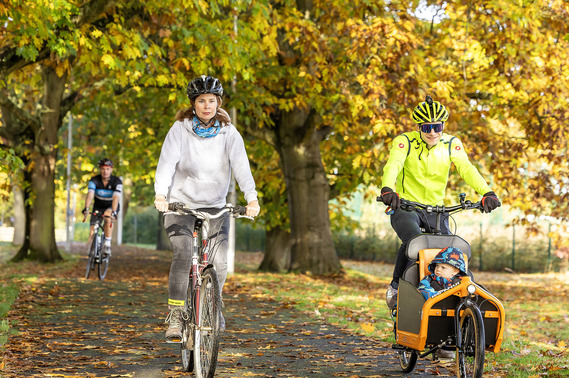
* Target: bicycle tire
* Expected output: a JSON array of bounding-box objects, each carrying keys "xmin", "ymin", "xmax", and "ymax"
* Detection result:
[
  {"xmin": 456, "ymin": 303, "xmax": 485, "ymax": 378},
  {"xmin": 398, "ymin": 350, "xmax": 418, "ymax": 373},
  {"xmin": 181, "ymin": 281, "xmax": 195, "ymax": 372},
  {"xmin": 193, "ymin": 268, "xmax": 221, "ymax": 378},
  {"xmin": 85, "ymin": 235, "xmax": 97, "ymax": 279},
  {"xmin": 98, "ymin": 253, "xmax": 109, "ymax": 280}
]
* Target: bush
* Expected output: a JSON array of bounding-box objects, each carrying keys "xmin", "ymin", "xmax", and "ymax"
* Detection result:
[
  {"xmin": 122, "ymin": 206, "xmax": 159, "ymax": 245},
  {"xmin": 235, "ymin": 222, "xmax": 265, "ymax": 252},
  {"xmin": 333, "ymin": 229, "xmax": 399, "ymax": 262},
  {"xmin": 333, "ymin": 228, "xmax": 564, "ymax": 273}
]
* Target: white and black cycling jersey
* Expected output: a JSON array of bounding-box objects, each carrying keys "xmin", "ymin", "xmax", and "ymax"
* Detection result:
[{"xmin": 88, "ymin": 174, "xmax": 123, "ymax": 210}]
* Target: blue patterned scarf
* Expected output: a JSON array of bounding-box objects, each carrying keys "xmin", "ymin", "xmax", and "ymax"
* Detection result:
[{"xmin": 192, "ymin": 116, "xmax": 220, "ymax": 138}]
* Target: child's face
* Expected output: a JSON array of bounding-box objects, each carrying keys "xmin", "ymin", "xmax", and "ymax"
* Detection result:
[{"xmin": 434, "ymin": 263, "xmax": 460, "ymax": 279}]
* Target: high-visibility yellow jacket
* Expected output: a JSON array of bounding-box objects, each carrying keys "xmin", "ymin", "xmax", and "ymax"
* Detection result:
[{"xmin": 381, "ymin": 131, "xmax": 491, "ymax": 206}]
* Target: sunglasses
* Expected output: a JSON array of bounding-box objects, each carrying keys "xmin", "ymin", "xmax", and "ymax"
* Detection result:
[{"xmin": 420, "ymin": 122, "xmax": 444, "ymax": 133}]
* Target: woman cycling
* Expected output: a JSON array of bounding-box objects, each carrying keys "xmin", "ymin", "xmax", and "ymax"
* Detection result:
[{"xmin": 154, "ymin": 75, "xmax": 260, "ymax": 342}]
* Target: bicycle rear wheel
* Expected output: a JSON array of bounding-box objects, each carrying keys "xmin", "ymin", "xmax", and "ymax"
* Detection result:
[
  {"xmin": 85, "ymin": 236, "xmax": 97, "ymax": 279},
  {"xmin": 456, "ymin": 303, "xmax": 485, "ymax": 378},
  {"xmin": 193, "ymin": 268, "xmax": 221, "ymax": 378}
]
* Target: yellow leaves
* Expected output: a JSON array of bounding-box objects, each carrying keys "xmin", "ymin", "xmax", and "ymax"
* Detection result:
[
  {"xmin": 360, "ymin": 322, "xmax": 375, "ymax": 333},
  {"xmin": 55, "ymin": 59, "xmax": 70, "ymax": 77},
  {"xmin": 101, "ymin": 54, "xmax": 116, "ymax": 69},
  {"xmin": 173, "ymin": 57, "xmax": 190, "ymax": 71},
  {"xmin": 91, "ymin": 29, "xmax": 103, "ymax": 39},
  {"xmin": 127, "ymin": 124, "xmax": 141, "ymax": 138},
  {"xmin": 558, "ymin": 340, "xmax": 567, "ymax": 348},
  {"xmin": 155, "ymin": 74, "xmax": 170, "ymax": 86}
]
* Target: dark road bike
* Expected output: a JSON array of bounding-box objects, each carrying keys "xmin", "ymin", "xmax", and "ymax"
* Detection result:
[
  {"xmin": 84, "ymin": 210, "xmax": 113, "ymax": 280},
  {"xmin": 167, "ymin": 203, "xmax": 251, "ymax": 378}
]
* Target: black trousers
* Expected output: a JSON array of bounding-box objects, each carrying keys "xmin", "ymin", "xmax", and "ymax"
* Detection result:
[{"xmin": 390, "ymin": 208, "xmax": 450, "ymax": 289}]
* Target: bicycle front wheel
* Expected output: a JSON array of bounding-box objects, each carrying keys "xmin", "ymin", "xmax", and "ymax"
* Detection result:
[
  {"xmin": 456, "ymin": 303, "xmax": 485, "ymax": 378},
  {"xmin": 85, "ymin": 236, "xmax": 97, "ymax": 279},
  {"xmin": 181, "ymin": 279, "xmax": 195, "ymax": 372},
  {"xmin": 398, "ymin": 350, "xmax": 417, "ymax": 373},
  {"xmin": 193, "ymin": 268, "xmax": 221, "ymax": 378},
  {"xmin": 98, "ymin": 253, "xmax": 109, "ymax": 280}
]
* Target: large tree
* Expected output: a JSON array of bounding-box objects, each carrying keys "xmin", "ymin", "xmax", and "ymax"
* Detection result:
[
  {"xmin": 233, "ymin": 0, "xmax": 421, "ymax": 274},
  {"xmin": 0, "ymin": 0, "xmax": 273, "ymax": 261}
]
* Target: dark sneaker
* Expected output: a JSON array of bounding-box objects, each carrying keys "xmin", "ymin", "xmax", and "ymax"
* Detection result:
[
  {"xmin": 386, "ymin": 285, "xmax": 398, "ymax": 309},
  {"xmin": 165, "ymin": 307, "xmax": 184, "ymax": 343},
  {"xmin": 435, "ymin": 349, "xmax": 455, "ymax": 360}
]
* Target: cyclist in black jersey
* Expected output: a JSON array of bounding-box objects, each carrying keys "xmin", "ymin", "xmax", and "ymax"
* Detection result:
[{"xmin": 82, "ymin": 158, "xmax": 123, "ymax": 257}]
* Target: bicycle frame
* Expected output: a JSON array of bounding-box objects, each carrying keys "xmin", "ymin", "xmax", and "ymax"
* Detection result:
[{"xmin": 191, "ymin": 218, "xmax": 208, "ymax": 330}]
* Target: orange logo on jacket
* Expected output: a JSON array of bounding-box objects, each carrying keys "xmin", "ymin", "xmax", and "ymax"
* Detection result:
[
  {"xmin": 455, "ymin": 146, "xmax": 461, "ymax": 150},
  {"xmin": 449, "ymin": 252, "xmax": 461, "ymax": 261},
  {"xmin": 399, "ymin": 143, "xmax": 405, "ymax": 148}
]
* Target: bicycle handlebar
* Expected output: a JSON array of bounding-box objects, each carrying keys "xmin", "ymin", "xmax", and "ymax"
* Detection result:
[
  {"xmin": 168, "ymin": 203, "xmax": 250, "ymax": 219},
  {"xmin": 399, "ymin": 198, "xmax": 482, "ymax": 213},
  {"xmin": 377, "ymin": 192, "xmax": 483, "ymax": 215},
  {"xmin": 82, "ymin": 210, "xmax": 116, "ymax": 225}
]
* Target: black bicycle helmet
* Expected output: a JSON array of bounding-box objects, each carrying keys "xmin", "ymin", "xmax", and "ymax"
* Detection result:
[
  {"xmin": 412, "ymin": 95, "xmax": 449, "ymax": 124},
  {"xmin": 186, "ymin": 75, "xmax": 224, "ymax": 99},
  {"xmin": 98, "ymin": 158, "xmax": 113, "ymax": 167}
]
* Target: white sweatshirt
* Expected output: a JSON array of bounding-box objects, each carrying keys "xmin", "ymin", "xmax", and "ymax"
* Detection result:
[{"xmin": 154, "ymin": 117, "xmax": 258, "ymax": 208}]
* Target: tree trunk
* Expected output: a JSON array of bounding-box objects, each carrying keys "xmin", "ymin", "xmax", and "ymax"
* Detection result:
[
  {"xmin": 27, "ymin": 149, "xmax": 60, "ymax": 261},
  {"xmin": 259, "ymin": 226, "xmax": 291, "ymax": 272},
  {"xmin": 12, "ymin": 185, "xmax": 25, "ymax": 246},
  {"xmin": 24, "ymin": 66, "xmax": 67, "ymax": 262},
  {"xmin": 276, "ymin": 110, "xmax": 341, "ymax": 275}
]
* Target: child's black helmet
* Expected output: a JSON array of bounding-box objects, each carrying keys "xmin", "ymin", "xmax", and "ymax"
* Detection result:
[{"xmin": 186, "ymin": 75, "xmax": 223, "ymax": 99}]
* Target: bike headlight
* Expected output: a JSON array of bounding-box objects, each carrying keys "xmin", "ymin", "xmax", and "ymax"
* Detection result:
[{"xmin": 467, "ymin": 284, "xmax": 476, "ymax": 294}]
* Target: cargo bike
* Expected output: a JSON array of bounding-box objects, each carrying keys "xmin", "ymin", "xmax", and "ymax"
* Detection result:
[{"xmin": 381, "ymin": 194, "xmax": 506, "ymax": 378}]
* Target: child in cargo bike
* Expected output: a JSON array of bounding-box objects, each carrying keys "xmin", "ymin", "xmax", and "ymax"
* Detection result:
[{"xmin": 418, "ymin": 246, "xmax": 467, "ymax": 301}]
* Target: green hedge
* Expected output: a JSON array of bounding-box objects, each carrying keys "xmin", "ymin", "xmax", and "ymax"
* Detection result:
[{"xmin": 332, "ymin": 230, "xmax": 564, "ymax": 273}]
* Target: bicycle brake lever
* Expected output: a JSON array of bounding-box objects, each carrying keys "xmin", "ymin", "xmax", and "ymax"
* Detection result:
[{"xmin": 168, "ymin": 202, "xmax": 184, "ymax": 211}]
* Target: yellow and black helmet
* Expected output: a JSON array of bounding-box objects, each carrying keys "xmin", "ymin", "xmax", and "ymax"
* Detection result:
[{"xmin": 412, "ymin": 95, "xmax": 449, "ymax": 124}]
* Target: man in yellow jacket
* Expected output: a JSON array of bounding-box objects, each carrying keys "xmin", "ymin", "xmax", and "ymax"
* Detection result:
[{"xmin": 380, "ymin": 95, "xmax": 501, "ymax": 310}]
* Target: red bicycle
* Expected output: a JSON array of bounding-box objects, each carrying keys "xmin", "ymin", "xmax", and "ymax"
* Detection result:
[{"xmin": 167, "ymin": 203, "xmax": 251, "ymax": 378}]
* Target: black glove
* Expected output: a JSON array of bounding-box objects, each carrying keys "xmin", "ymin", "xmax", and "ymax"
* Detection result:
[
  {"xmin": 381, "ymin": 187, "xmax": 400, "ymax": 212},
  {"xmin": 82, "ymin": 207, "xmax": 88, "ymax": 216},
  {"xmin": 111, "ymin": 211, "xmax": 117, "ymax": 219},
  {"xmin": 481, "ymin": 191, "xmax": 501, "ymax": 213}
]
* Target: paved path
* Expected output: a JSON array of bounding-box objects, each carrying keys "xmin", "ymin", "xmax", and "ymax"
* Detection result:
[{"xmin": 1, "ymin": 246, "xmax": 453, "ymax": 377}]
